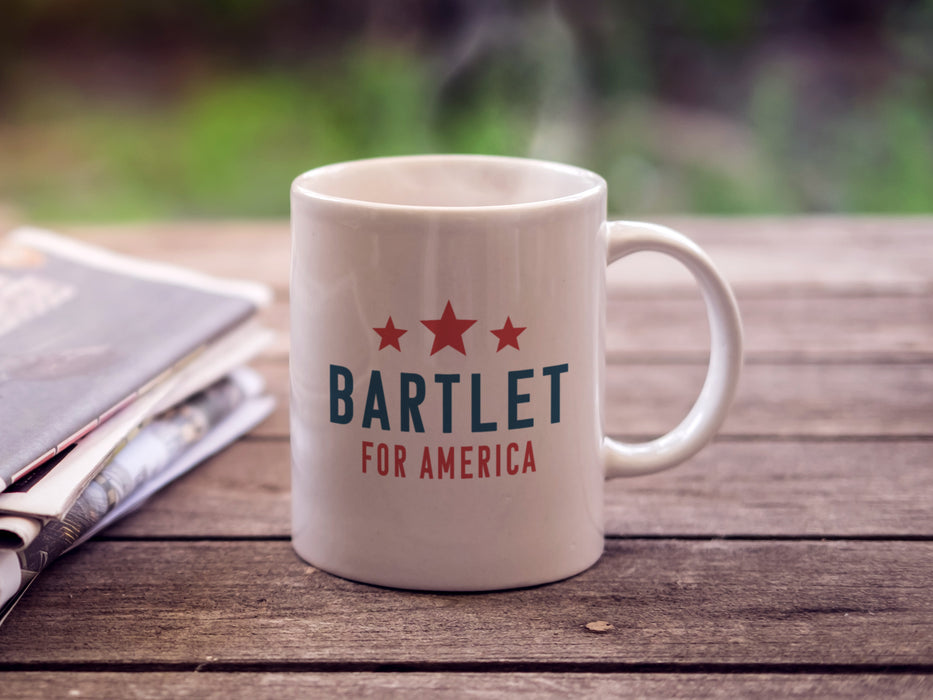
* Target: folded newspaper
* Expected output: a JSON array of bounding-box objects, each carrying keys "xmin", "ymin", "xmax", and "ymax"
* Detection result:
[
  {"xmin": 0, "ymin": 228, "xmax": 276, "ymax": 622},
  {"xmin": 0, "ymin": 368, "xmax": 274, "ymax": 621},
  {"xmin": 0, "ymin": 227, "xmax": 271, "ymax": 488}
]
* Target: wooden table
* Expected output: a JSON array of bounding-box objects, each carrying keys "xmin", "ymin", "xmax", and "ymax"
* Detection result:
[{"xmin": 1, "ymin": 218, "xmax": 931, "ymax": 697}]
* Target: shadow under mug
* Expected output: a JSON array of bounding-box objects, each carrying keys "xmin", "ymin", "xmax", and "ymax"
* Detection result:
[{"xmin": 290, "ymin": 154, "xmax": 743, "ymax": 591}]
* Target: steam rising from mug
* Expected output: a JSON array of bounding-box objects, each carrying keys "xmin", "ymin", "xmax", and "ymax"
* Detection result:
[{"xmin": 436, "ymin": 3, "xmax": 586, "ymax": 165}]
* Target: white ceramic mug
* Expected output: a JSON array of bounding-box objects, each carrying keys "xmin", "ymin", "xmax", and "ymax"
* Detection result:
[{"xmin": 290, "ymin": 154, "xmax": 742, "ymax": 591}]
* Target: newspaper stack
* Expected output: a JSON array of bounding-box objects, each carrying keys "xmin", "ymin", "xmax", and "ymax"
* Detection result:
[{"xmin": 0, "ymin": 228, "xmax": 276, "ymax": 621}]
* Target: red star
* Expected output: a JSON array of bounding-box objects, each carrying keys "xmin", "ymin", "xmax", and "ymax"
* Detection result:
[
  {"xmin": 491, "ymin": 316, "xmax": 526, "ymax": 351},
  {"xmin": 421, "ymin": 301, "xmax": 476, "ymax": 356},
  {"xmin": 373, "ymin": 316, "xmax": 407, "ymax": 351}
]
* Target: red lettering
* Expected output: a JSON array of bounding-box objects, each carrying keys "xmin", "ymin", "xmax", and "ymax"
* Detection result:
[
  {"xmin": 507, "ymin": 442, "xmax": 519, "ymax": 475},
  {"xmin": 420, "ymin": 446, "xmax": 434, "ymax": 479},
  {"xmin": 374, "ymin": 441, "xmax": 536, "ymax": 480},
  {"xmin": 460, "ymin": 446, "xmax": 473, "ymax": 479},
  {"xmin": 362, "ymin": 441, "xmax": 373, "ymax": 473},
  {"xmin": 438, "ymin": 447, "xmax": 455, "ymax": 479},
  {"xmin": 522, "ymin": 440, "xmax": 536, "ymax": 473},
  {"xmin": 478, "ymin": 445, "xmax": 491, "ymax": 478},
  {"xmin": 377, "ymin": 443, "xmax": 389, "ymax": 476}
]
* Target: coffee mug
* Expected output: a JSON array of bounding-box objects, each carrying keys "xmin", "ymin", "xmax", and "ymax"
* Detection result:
[{"xmin": 290, "ymin": 154, "xmax": 742, "ymax": 591}]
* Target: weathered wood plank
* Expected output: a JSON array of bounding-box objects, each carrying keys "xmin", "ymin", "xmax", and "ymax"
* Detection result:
[
  {"xmin": 53, "ymin": 217, "xmax": 933, "ymax": 294},
  {"xmin": 608, "ymin": 362, "xmax": 933, "ymax": 438},
  {"xmin": 1, "ymin": 672, "xmax": 930, "ymax": 699},
  {"xmin": 249, "ymin": 360, "xmax": 933, "ymax": 439},
  {"xmin": 605, "ymin": 439, "xmax": 933, "ymax": 536},
  {"xmin": 259, "ymin": 295, "xmax": 933, "ymax": 362},
  {"xmin": 607, "ymin": 295, "xmax": 933, "ymax": 362},
  {"xmin": 102, "ymin": 440, "xmax": 291, "ymax": 539},
  {"xmin": 605, "ymin": 216, "xmax": 933, "ymax": 295},
  {"xmin": 2, "ymin": 540, "xmax": 931, "ymax": 666},
  {"xmin": 59, "ymin": 221, "xmax": 293, "ymax": 291},
  {"xmin": 101, "ymin": 439, "xmax": 933, "ymax": 539}
]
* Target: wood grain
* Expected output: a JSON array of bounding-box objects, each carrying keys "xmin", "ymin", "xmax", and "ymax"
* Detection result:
[
  {"xmin": 2, "ymin": 672, "xmax": 931, "ymax": 699},
  {"xmin": 607, "ymin": 295, "xmax": 933, "ymax": 362},
  {"xmin": 2, "ymin": 540, "xmax": 932, "ymax": 667},
  {"xmin": 100, "ymin": 439, "xmax": 933, "ymax": 539}
]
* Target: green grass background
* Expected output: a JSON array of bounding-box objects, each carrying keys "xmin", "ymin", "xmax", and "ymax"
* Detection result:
[{"xmin": 1, "ymin": 1, "xmax": 931, "ymax": 222}]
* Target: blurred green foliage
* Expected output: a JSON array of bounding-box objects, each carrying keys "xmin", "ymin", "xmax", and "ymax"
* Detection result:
[{"xmin": 0, "ymin": 0, "xmax": 931, "ymax": 221}]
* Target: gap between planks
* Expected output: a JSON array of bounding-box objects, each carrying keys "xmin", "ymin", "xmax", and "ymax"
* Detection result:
[
  {"xmin": 1, "ymin": 660, "xmax": 933, "ymax": 675},
  {"xmin": 90, "ymin": 533, "xmax": 933, "ymax": 543}
]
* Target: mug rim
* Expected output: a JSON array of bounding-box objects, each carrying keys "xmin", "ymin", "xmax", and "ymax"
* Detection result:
[{"xmin": 291, "ymin": 154, "xmax": 606, "ymax": 213}]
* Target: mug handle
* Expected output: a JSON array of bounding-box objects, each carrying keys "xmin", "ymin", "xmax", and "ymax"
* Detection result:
[{"xmin": 604, "ymin": 221, "xmax": 744, "ymax": 478}]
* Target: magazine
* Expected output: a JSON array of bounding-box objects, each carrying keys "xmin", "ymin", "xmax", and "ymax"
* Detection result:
[{"xmin": 0, "ymin": 227, "xmax": 272, "ymax": 489}]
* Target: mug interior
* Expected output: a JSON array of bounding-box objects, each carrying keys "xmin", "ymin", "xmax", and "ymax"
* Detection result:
[{"xmin": 293, "ymin": 155, "xmax": 604, "ymax": 209}]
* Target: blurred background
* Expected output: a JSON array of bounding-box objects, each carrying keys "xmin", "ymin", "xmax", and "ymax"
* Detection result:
[{"xmin": 0, "ymin": 0, "xmax": 931, "ymax": 223}]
